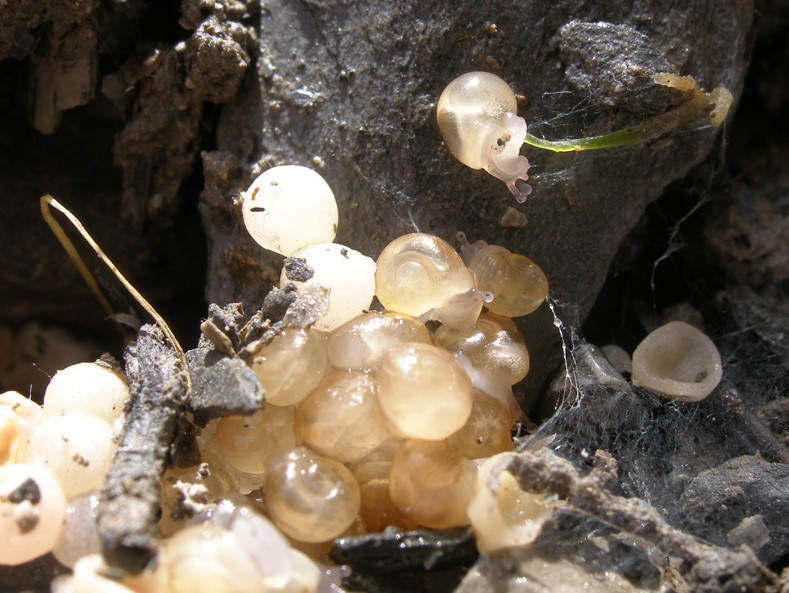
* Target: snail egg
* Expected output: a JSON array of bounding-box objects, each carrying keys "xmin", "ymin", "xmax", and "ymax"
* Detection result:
[
  {"xmin": 294, "ymin": 371, "xmax": 390, "ymax": 463},
  {"xmin": 263, "ymin": 447, "xmax": 361, "ymax": 543},
  {"xmin": 464, "ymin": 243, "xmax": 548, "ymax": 317},
  {"xmin": 215, "ymin": 405, "xmax": 297, "ymax": 475},
  {"xmin": 249, "ymin": 327, "xmax": 327, "ymax": 407},
  {"xmin": 0, "ymin": 464, "xmax": 67, "ymax": 566},
  {"xmin": 326, "ymin": 311, "xmax": 431, "ymax": 371},
  {"xmin": 24, "ymin": 411, "xmax": 116, "ymax": 499},
  {"xmin": 282, "ymin": 242, "xmax": 377, "ymax": 332},
  {"xmin": 375, "ymin": 341, "xmax": 473, "ymax": 440},
  {"xmin": 437, "ymin": 72, "xmax": 531, "ymax": 202},
  {"xmin": 445, "ymin": 390, "xmax": 514, "ymax": 459},
  {"xmin": 153, "ymin": 523, "xmax": 266, "ymax": 593},
  {"xmin": 0, "ymin": 391, "xmax": 42, "ymax": 465},
  {"xmin": 632, "ymin": 321, "xmax": 722, "ymax": 402},
  {"xmin": 43, "ymin": 361, "xmax": 129, "ymax": 424},
  {"xmin": 434, "ymin": 314, "xmax": 530, "ymax": 384},
  {"xmin": 387, "ymin": 439, "xmax": 476, "ymax": 530},
  {"xmin": 467, "ymin": 453, "xmax": 554, "ymax": 554},
  {"xmin": 349, "ymin": 438, "xmax": 413, "ymax": 532},
  {"xmin": 375, "ymin": 233, "xmax": 475, "ymax": 319},
  {"xmin": 242, "ymin": 165, "xmax": 339, "ymax": 256},
  {"xmin": 52, "ymin": 493, "xmax": 101, "ymax": 568}
]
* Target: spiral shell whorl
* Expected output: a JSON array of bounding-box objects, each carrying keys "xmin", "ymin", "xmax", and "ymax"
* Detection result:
[{"xmin": 375, "ymin": 233, "xmax": 474, "ymax": 318}]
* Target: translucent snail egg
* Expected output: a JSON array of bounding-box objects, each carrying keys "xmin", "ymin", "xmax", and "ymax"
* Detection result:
[
  {"xmin": 43, "ymin": 361, "xmax": 129, "ymax": 424},
  {"xmin": 446, "ymin": 390, "xmax": 514, "ymax": 459},
  {"xmin": 350, "ymin": 438, "xmax": 413, "ymax": 532},
  {"xmin": 294, "ymin": 371, "xmax": 390, "ymax": 463},
  {"xmin": 459, "ymin": 235, "xmax": 549, "ymax": 317},
  {"xmin": 326, "ymin": 311, "xmax": 431, "ymax": 371},
  {"xmin": 263, "ymin": 447, "xmax": 361, "ymax": 543},
  {"xmin": 632, "ymin": 321, "xmax": 722, "ymax": 402},
  {"xmin": 0, "ymin": 464, "xmax": 67, "ymax": 566},
  {"xmin": 282, "ymin": 242, "xmax": 377, "ymax": 332},
  {"xmin": 375, "ymin": 233, "xmax": 482, "ymax": 328},
  {"xmin": 24, "ymin": 411, "xmax": 116, "ymax": 499},
  {"xmin": 216, "ymin": 405, "xmax": 297, "ymax": 475},
  {"xmin": 437, "ymin": 72, "xmax": 531, "ymax": 202},
  {"xmin": 250, "ymin": 328, "xmax": 327, "ymax": 407},
  {"xmin": 242, "ymin": 165, "xmax": 339, "ymax": 257},
  {"xmin": 376, "ymin": 342, "xmax": 473, "ymax": 440},
  {"xmin": 387, "ymin": 439, "xmax": 476, "ymax": 530},
  {"xmin": 434, "ymin": 313, "xmax": 530, "ymax": 384}
]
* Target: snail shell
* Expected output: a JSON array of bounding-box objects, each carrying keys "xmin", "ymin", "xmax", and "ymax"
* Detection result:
[
  {"xmin": 459, "ymin": 235, "xmax": 548, "ymax": 318},
  {"xmin": 437, "ymin": 72, "xmax": 531, "ymax": 202},
  {"xmin": 375, "ymin": 233, "xmax": 480, "ymax": 327}
]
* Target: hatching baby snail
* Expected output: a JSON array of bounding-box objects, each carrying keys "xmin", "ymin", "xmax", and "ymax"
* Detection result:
[
  {"xmin": 458, "ymin": 233, "xmax": 549, "ymax": 317},
  {"xmin": 437, "ymin": 71, "xmax": 531, "ymax": 202},
  {"xmin": 375, "ymin": 233, "xmax": 490, "ymax": 329}
]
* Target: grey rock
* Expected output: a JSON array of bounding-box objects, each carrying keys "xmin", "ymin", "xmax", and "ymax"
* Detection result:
[
  {"xmin": 203, "ymin": 0, "xmax": 753, "ymax": 400},
  {"xmin": 679, "ymin": 455, "xmax": 789, "ymax": 565},
  {"xmin": 186, "ymin": 347, "xmax": 264, "ymax": 420},
  {"xmin": 558, "ymin": 20, "xmax": 683, "ymax": 113}
]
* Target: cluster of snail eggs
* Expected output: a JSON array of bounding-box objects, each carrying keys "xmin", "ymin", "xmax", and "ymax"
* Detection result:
[
  {"xmin": 195, "ymin": 164, "xmax": 551, "ymax": 544},
  {"xmin": 0, "ymin": 361, "xmax": 130, "ymax": 568}
]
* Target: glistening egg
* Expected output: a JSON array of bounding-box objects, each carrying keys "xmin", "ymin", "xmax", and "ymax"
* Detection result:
[{"xmin": 242, "ymin": 165, "xmax": 338, "ymax": 256}]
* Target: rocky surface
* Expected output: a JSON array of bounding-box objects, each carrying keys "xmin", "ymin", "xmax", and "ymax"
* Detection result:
[{"xmin": 0, "ymin": 0, "xmax": 787, "ymax": 592}]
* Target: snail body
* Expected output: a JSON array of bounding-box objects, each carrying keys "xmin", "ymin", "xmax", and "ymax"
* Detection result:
[{"xmin": 437, "ymin": 72, "xmax": 531, "ymax": 202}]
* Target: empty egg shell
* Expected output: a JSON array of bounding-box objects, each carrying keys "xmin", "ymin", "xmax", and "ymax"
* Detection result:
[
  {"xmin": 632, "ymin": 321, "xmax": 722, "ymax": 402},
  {"xmin": 242, "ymin": 165, "xmax": 339, "ymax": 257},
  {"xmin": 467, "ymin": 453, "xmax": 554, "ymax": 554},
  {"xmin": 437, "ymin": 72, "xmax": 531, "ymax": 202},
  {"xmin": 282, "ymin": 242, "xmax": 377, "ymax": 332}
]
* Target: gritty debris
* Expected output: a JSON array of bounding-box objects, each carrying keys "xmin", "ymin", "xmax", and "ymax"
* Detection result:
[{"xmin": 98, "ymin": 325, "xmax": 189, "ymax": 574}]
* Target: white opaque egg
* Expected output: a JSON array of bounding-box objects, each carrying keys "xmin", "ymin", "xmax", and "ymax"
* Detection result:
[
  {"xmin": 281, "ymin": 242, "xmax": 377, "ymax": 332},
  {"xmin": 242, "ymin": 165, "xmax": 339, "ymax": 257},
  {"xmin": 43, "ymin": 362, "xmax": 129, "ymax": 424},
  {"xmin": 0, "ymin": 464, "xmax": 67, "ymax": 566},
  {"xmin": 25, "ymin": 412, "xmax": 116, "ymax": 499}
]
